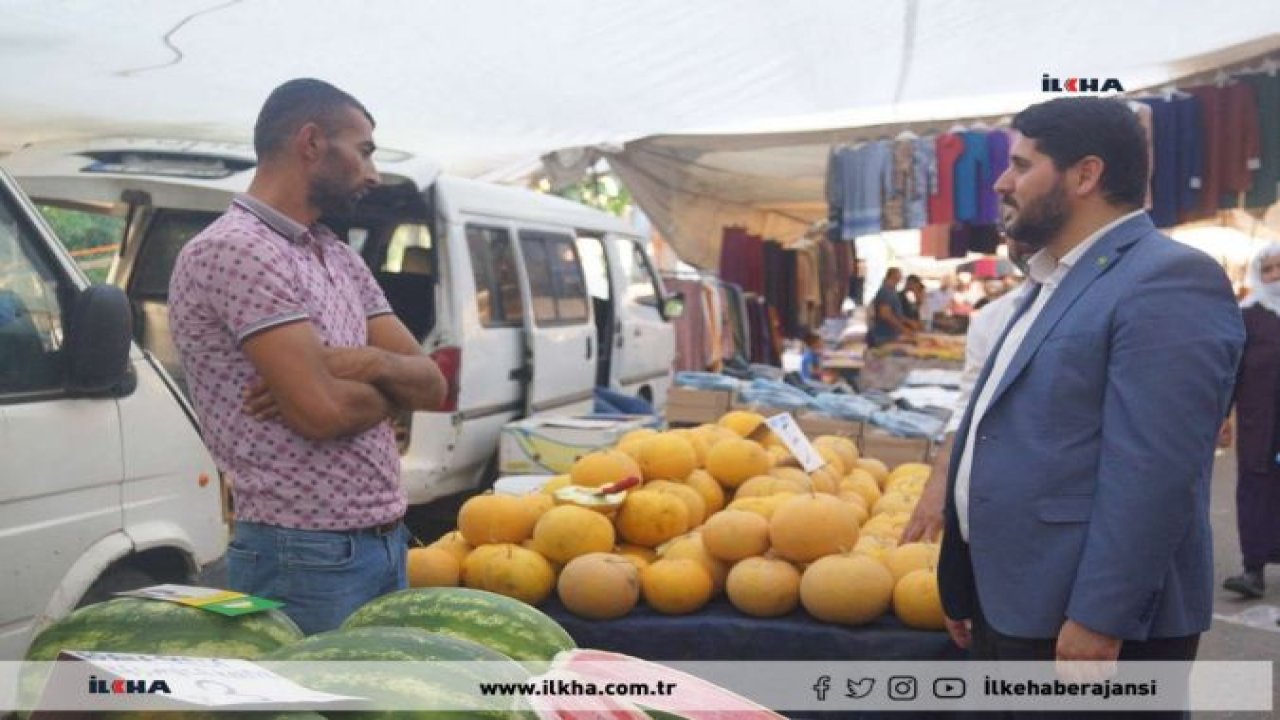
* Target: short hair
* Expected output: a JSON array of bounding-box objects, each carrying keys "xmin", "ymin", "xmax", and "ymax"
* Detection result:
[
  {"xmin": 905, "ymin": 274, "xmax": 923, "ymax": 286},
  {"xmin": 885, "ymin": 267, "xmax": 903, "ymax": 279},
  {"xmin": 1011, "ymin": 97, "xmax": 1148, "ymax": 207},
  {"xmin": 803, "ymin": 330, "xmax": 822, "ymax": 345},
  {"xmin": 253, "ymin": 78, "xmax": 375, "ymax": 160}
]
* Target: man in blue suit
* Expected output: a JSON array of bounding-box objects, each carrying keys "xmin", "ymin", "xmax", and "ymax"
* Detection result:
[{"xmin": 938, "ymin": 97, "xmax": 1244, "ymax": 701}]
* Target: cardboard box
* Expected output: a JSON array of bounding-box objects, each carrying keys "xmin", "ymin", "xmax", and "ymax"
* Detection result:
[
  {"xmin": 499, "ymin": 414, "xmax": 663, "ymax": 475},
  {"xmin": 795, "ymin": 413, "xmax": 863, "ymax": 441},
  {"xmin": 860, "ymin": 427, "xmax": 933, "ymax": 469},
  {"xmin": 665, "ymin": 387, "xmax": 734, "ymax": 426}
]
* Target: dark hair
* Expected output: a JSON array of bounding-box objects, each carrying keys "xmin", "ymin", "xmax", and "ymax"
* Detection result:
[
  {"xmin": 885, "ymin": 267, "xmax": 903, "ymax": 279},
  {"xmin": 804, "ymin": 330, "xmax": 822, "ymax": 346},
  {"xmin": 1011, "ymin": 97, "xmax": 1148, "ymax": 208},
  {"xmin": 905, "ymin": 274, "xmax": 923, "ymax": 286},
  {"xmin": 254, "ymin": 78, "xmax": 375, "ymax": 160}
]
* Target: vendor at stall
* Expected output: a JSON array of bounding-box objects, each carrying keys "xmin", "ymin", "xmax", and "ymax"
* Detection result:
[{"xmin": 867, "ymin": 268, "xmax": 919, "ymax": 347}]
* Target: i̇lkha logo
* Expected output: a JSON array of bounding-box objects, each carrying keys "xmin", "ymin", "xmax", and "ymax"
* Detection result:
[
  {"xmin": 89, "ymin": 675, "xmax": 172, "ymax": 694},
  {"xmin": 1042, "ymin": 74, "xmax": 1125, "ymax": 93}
]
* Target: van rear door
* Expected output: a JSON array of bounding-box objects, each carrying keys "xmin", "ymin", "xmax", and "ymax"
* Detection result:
[
  {"xmin": 610, "ymin": 235, "xmax": 674, "ymax": 406},
  {"xmin": 513, "ymin": 229, "xmax": 597, "ymax": 415}
]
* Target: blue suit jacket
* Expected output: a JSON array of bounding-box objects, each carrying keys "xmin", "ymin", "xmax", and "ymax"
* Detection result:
[{"xmin": 938, "ymin": 213, "xmax": 1245, "ymax": 641}]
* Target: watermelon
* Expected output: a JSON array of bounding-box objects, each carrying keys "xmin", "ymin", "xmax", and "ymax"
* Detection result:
[
  {"xmin": 24, "ymin": 597, "xmax": 304, "ymax": 661},
  {"xmin": 553, "ymin": 649, "xmax": 785, "ymax": 720},
  {"xmin": 342, "ymin": 588, "xmax": 575, "ymax": 663},
  {"xmin": 261, "ymin": 626, "xmax": 530, "ymax": 720}
]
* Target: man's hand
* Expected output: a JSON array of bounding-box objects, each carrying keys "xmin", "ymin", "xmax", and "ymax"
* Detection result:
[
  {"xmin": 1056, "ymin": 619, "xmax": 1121, "ymax": 682},
  {"xmin": 901, "ymin": 472, "xmax": 945, "ymax": 542},
  {"xmin": 243, "ymin": 378, "xmax": 280, "ymax": 420},
  {"xmin": 944, "ymin": 616, "xmax": 972, "ymax": 650},
  {"xmin": 1218, "ymin": 418, "xmax": 1233, "ymax": 449}
]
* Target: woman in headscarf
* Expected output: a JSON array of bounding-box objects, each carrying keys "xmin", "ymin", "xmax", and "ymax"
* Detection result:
[{"xmin": 1223, "ymin": 243, "xmax": 1280, "ymax": 598}]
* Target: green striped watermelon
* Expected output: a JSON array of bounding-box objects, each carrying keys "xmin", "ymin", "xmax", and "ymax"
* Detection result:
[
  {"xmin": 262, "ymin": 626, "xmax": 530, "ymax": 720},
  {"xmin": 342, "ymin": 588, "xmax": 575, "ymax": 663},
  {"xmin": 24, "ymin": 597, "xmax": 304, "ymax": 661}
]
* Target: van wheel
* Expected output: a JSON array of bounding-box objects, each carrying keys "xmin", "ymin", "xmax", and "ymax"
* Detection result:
[{"xmin": 77, "ymin": 566, "xmax": 157, "ymax": 608}]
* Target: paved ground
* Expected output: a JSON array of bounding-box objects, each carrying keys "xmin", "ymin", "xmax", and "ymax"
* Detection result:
[{"xmin": 1195, "ymin": 448, "xmax": 1280, "ymax": 718}]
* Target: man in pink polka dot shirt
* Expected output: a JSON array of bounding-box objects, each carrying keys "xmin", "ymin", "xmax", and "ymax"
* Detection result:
[{"xmin": 169, "ymin": 79, "xmax": 446, "ymax": 634}]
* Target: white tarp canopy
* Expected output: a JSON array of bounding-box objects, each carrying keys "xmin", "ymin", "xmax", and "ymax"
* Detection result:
[{"xmin": 1, "ymin": 0, "xmax": 1279, "ymax": 263}]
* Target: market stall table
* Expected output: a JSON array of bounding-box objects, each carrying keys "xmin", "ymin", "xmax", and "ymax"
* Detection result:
[{"xmin": 542, "ymin": 597, "xmax": 965, "ymax": 662}]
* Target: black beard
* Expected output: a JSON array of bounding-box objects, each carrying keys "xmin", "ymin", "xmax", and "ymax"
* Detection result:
[
  {"xmin": 1000, "ymin": 183, "xmax": 1068, "ymax": 251},
  {"xmin": 308, "ymin": 178, "xmax": 360, "ymax": 219}
]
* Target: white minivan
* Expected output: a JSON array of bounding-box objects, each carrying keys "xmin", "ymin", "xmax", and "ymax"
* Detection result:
[
  {"xmin": 2, "ymin": 138, "xmax": 679, "ymax": 506},
  {"xmin": 0, "ymin": 166, "xmax": 226, "ymax": 659}
]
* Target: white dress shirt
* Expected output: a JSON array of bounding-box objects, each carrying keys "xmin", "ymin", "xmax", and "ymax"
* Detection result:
[
  {"xmin": 945, "ymin": 285, "xmax": 1029, "ymax": 435},
  {"xmin": 955, "ymin": 209, "xmax": 1145, "ymax": 541}
]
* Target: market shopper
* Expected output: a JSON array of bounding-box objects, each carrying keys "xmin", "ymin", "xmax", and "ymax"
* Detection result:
[
  {"xmin": 1221, "ymin": 242, "xmax": 1280, "ymax": 598},
  {"xmin": 937, "ymin": 97, "xmax": 1244, "ymax": 690},
  {"xmin": 169, "ymin": 78, "xmax": 446, "ymax": 634},
  {"xmin": 901, "ymin": 239, "xmax": 1034, "ymax": 543},
  {"xmin": 867, "ymin": 267, "xmax": 918, "ymax": 346}
]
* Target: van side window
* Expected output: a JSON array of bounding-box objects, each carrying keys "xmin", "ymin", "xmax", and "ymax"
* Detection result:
[
  {"xmin": 465, "ymin": 225, "xmax": 522, "ymax": 327},
  {"xmin": 131, "ymin": 210, "xmax": 218, "ymax": 299},
  {"xmin": 622, "ymin": 240, "xmax": 662, "ymax": 306},
  {"xmin": 0, "ymin": 195, "xmax": 69, "ymax": 396},
  {"xmin": 519, "ymin": 231, "xmax": 589, "ymax": 326},
  {"xmin": 382, "ymin": 223, "xmax": 432, "ymax": 274},
  {"xmin": 35, "ymin": 205, "xmax": 124, "ymax": 284}
]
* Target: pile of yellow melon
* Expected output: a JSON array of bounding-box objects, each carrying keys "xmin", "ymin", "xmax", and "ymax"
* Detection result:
[{"xmin": 409, "ymin": 410, "xmax": 946, "ymax": 631}]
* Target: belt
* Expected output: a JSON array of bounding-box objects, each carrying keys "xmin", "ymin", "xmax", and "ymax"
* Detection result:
[{"xmin": 355, "ymin": 518, "xmax": 402, "ymax": 536}]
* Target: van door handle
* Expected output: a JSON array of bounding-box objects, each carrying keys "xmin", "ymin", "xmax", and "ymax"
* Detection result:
[{"xmin": 586, "ymin": 337, "xmax": 593, "ymax": 360}]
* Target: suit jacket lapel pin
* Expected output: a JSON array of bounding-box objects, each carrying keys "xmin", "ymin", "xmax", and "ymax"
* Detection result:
[{"xmin": 1096, "ymin": 255, "xmax": 1109, "ymax": 268}]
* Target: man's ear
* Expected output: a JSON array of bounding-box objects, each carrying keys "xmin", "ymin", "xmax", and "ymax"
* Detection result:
[
  {"xmin": 1072, "ymin": 155, "xmax": 1106, "ymax": 197},
  {"xmin": 294, "ymin": 122, "xmax": 326, "ymax": 163}
]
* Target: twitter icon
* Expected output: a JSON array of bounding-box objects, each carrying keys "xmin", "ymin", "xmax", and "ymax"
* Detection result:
[{"xmin": 846, "ymin": 678, "xmax": 876, "ymax": 699}]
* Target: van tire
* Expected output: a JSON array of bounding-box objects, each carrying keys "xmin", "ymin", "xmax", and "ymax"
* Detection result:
[{"xmin": 76, "ymin": 565, "xmax": 157, "ymax": 608}]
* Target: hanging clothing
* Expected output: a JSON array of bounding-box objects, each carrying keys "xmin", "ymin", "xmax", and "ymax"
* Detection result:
[
  {"xmin": 701, "ymin": 279, "xmax": 724, "ymax": 372},
  {"xmin": 929, "ymin": 133, "xmax": 965, "ymax": 224},
  {"xmin": 831, "ymin": 241, "xmax": 854, "ymax": 313},
  {"xmin": 912, "ymin": 137, "xmax": 938, "ymax": 229},
  {"xmin": 831, "ymin": 142, "xmax": 893, "ymax": 239},
  {"xmin": 720, "ymin": 282, "xmax": 750, "ymax": 366},
  {"xmin": 795, "ymin": 245, "xmax": 821, "ymax": 331},
  {"xmin": 921, "ymin": 223, "xmax": 951, "ymax": 259},
  {"xmin": 719, "ymin": 227, "xmax": 765, "ymax": 294},
  {"xmin": 980, "ymin": 130, "xmax": 1011, "ymax": 225},
  {"xmin": 1139, "ymin": 97, "xmax": 1182, "ymax": 228},
  {"xmin": 1218, "ymin": 82, "xmax": 1263, "ymax": 207},
  {"xmin": 1242, "ymin": 72, "xmax": 1280, "ymax": 209},
  {"xmin": 664, "ymin": 278, "xmax": 710, "ymax": 372},
  {"xmin": 1184, "ymin": 85, "xmax": 1225, "ymax": 220},
  {"xmin": 953, "ymin": 131, "xmax": 991, "ymax": 223},
  {"xmin": 1129, "ymin": 100, "xmax": 1156, "ymax": 211}
]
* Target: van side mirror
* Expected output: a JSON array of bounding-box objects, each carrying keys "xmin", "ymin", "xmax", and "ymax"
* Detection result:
[
  {"xmin": 64, "ymin": 284, "xmax": 137, "ymax": 397},
  {"xmin": 662, "ymin": 292, "xmax": 685, "ymax": 321}
]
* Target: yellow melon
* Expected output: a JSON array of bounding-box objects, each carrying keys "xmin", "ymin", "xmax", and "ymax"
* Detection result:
[
  {"xmin": 734, "ymin": 474, "xmax": 806, "ymax": 498},
  {"xmin": 882, "ymin": 542, "xmax": 941, "ymax": 583},
  {"xmin": 841, "ymin": 470, "xmax": 883, "ymax": 508},
  {"xmin": 800, "ymin": 553, "xmax": 895, "ymax": 625},
  {"xmin": 808, "ymin": 465, "xmax": 841, "ymax": 494},
  {"xmin": 641, "ymin": 558, "xmax": 714, "ymax": 614},
  {"xmin": 726, "ymin": 556, "xmax": 801, "ymax": 617},
  {"xmin": 615, "ymin": 438, "xmax": 647, "ymax": 464},
  {"xmin": 671, "ymin": 428, "xmax": 710, "ymax": 468},
  {"xmin": 873, "ymin": 490, "xmax": 918, "ymax": 517},
  {"xmin": 644, "ymin": 480, "xmax": 707, "ymax": 527},
  {"xmin": 616, "ymin": 544, "xmax": 657, "ymax": 572},
  {"xmin": 860, "ymin": 512, "xmax": 910, "ymax": 543},
  {"xmin": 813, "ymin": 435, "xmax": 859, "ymax": 470},
  {"xmin": 886, "ymin": 462, "xmax": 931, "ymax": 488},
  {"xmin": 615, "ymin": 490, "xmax": 690, "ymax": 547},
  {"xmin": 888, "ymin": 474, "xmax": 929, "ymax": 498},
  {"xmin": 695, "ymin": 424, "xmax": 739, "ymax": 447},
  {"xmin": 769, "ymin": 466, "xmax": 813, "ymax": 488},
  {"xmin": 408, "ymin": 546, "xmax": 460, "ymax": 588},
  {"xmin": 479, "ymin": 544, "xmax": 556, "ymax": 605},
  {"xmin": 717, "ymin": 410, "xmax": 766, "ymax": 438},
  {"xmin": 541, "ymin": 475, "xmax": 572, "ymax": 495},
  {"xmin": 660, "ymin": 534, "xmax": 728, "ymax": 595},
  {"xmin": 768, "ymin": 445, "xmax": 798, "ymax": 467},
  {"xmin": 855, "ymin": 458, "xmax": 891, "ymax": 489},
  {"xmin": 532, "ymin": 505, "xmax": 616, "ymax": 564},
  {"xmin": 893, "ymin": 568, "xmax": 946, "ymax": 630},
  {"xmin": 429, "ymin": 530, "xmax": 473, "ymax": 566},
  {"xmin": 853, "ymin": 534, "xmax": 898, "ymax": 561},
  {"xmin": 837, "ymin": 493, "xmax": 870, "ymax": 526},
  {"xmin": 701, "ymin": 509, "xmax": 771, "ymax": 561},
  {"xmin": 816, "ymin": 447, "xmax": 847, "ymax": 476},
  {"xmin": 557, "ymin": 552, "xmax": 640, "ymax": 620},
  {"xmin": 458, "ymin": 493, "xmax": 538, "ymax": 546},
  {"xmin": 620, "ymin": 428, "xmax": 660, "ymax": 446},
  {"xmin": 682, "ymin": 469, "xmax": 726, "ymax": 515},
  {"xmin": 726, "ymin": 493, "xmax": 793, "ymax": 520},
  {"xmin": 706, "ymin": 438, "xmax": 773, "ymax": 489},
  {"xmin": 570, "ymin": 450, "xmax": 641, "ymax": 488},
  {"xmin": 638, "ymin": 433, "xmax": 698, "ymax": 482},
  {"xmin": 768, "ymin": 494, "xmax": 861, "ymax": 563},
  {"xmin": 461, "ymin": 543, "xmax": 510, "ymax": 589},
  {"xmin": 520, "ymin": 493, "xmax": 555, "ymax": 525}
]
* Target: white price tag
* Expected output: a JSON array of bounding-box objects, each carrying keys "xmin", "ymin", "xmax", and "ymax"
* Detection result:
[{"xmin": 763, "ymin": 413, "xmax": 826, "ymax": 473}]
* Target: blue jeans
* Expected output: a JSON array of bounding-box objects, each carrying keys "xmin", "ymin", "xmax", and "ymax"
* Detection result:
[{"xmin": 227, "ymin": 520, "xmax": 408, "ymax": 635}]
